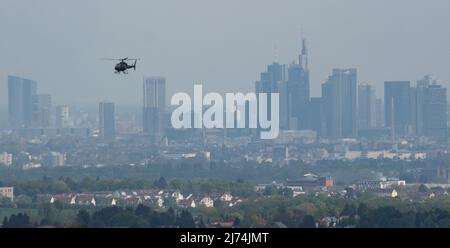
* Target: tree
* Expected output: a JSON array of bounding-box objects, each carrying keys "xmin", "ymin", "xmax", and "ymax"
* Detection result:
[
  {"xmin": 340, "ymin": 204, "xmax": 357, "ymax": 217},
  {"xmin": 233, "ymin": 217, "xmax": 241, "ymax": 227},
  {"xmin": 164, "ymin": 197, "xmax": 177, "ymax": 209},
  {"xmin": 154, "ymin": 177, "xmax": 168, "ymax": 189},
  {"xmin": 15, "ymin": 195, "xmax": 32, "ymax": 208},
  {"xmin": 3, "ymin": 213, "xmax": 32, "ymax": 228},
  {"xmin": 300, "ymin": 215, "xmax": 316, "ymax": 228},
  {"xmin": 177, "ymin": 210, "xmax": 195, "ymax": 228},
  {"xmin": 53, "ymin": 200, "xmax": 64, "ymax": 211},
  {"xmin": 418, "ymin": 184, "xmax": 429, "ymax": 193},
  {"xmin": 0, "ymin": 197, "xmax": 13, "ymax": 207},
  {"xmin": 38, "ymin": 202, "xmax": 57, "ymax": 225},
  {"xmin": 76, "ymin": 210, "xmax": 91, "ymax": 227},
  {"xmin": 135, "ymin": 204, "xmax": 151, "ymax": 218},
  {"xmin": 91, "ymin": 206, "xmax": 123, "ymax": 228}
]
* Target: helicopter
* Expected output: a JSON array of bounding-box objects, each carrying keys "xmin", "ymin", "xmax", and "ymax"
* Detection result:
[{"xmin": 102, "ymin": 57, "xmax": 139, "ymax": 74}]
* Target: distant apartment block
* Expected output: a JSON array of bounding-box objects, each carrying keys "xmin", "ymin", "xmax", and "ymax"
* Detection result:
[
  {"xmin": 0, "ymin": 187, "xmax": 14, "ymax": 201},
  {"xmin": 55, "ymin": 105, "xmax": 71, "ymax": 128},
  {"xmin": 0, "ymin": 152, "xmax": 13, "ymax": 166},
  {"xmin": 99, "ymin": 102, "xmax": 116, "ymax": 139}
]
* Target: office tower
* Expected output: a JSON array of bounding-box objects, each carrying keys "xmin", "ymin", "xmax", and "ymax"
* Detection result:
[
  {"xmin": 384, "ymin": 81, "xmax": 411, "ymax": 138},
  {"xmin": 375, "ymin": 99, "xmax": 384, "ymax": 128},
  {"xmin": 55, "ymin": 105, "xmax": 70, "ymax": 128},
  {"xmin": 287, "ymin": 38, "xmax": 310, "ymax": 130},
  {"xmin": 417, "ymin": 75, "xmax": 437, "ymax": 88},
  {"xmin": 8, "ymin": 75, "xmax": 37, "ymax": 128},
  {"xmin": 143, "ymin": 77, "xmax": 166, "ymax": 135},
  {"xmin": 358, "ymin": 84, "xmax": 376, "ymax": 129},
  {"xmin": 423, "ymin": 84, "xmax": 447, "ymax": 143},
  {"xmin": 307, "ymin": 97, "xmax": 324, "ymax": 136},
  {"xmin": 99, "ymin": 102, "xmax": 115, "ymax": 139},
  {"xmin": 33, "ymin": 94, "xmax": 52, "ymax": 127},
  {"xmin": 255, "ymin": 62, "xmax": 287, "ymax": 134},
  {"xmin": 411, "ymin": 75, "xmax": 438, "ymax": 136},
  {"xmin": 410, "ymin": 86, "xmax": 424, "ymax": 136},
  {"xmin": 322, "ymin": 68, "xmax": 357, "ymax": 138},
  {"xmin": 278, "ymin": 81, "xmax": 289, "ymax": 130}
]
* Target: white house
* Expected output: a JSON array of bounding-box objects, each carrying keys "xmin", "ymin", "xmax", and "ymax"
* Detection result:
[{"xmin": 199, "ymin": 196, "xmax": 214, "ymax": 208}]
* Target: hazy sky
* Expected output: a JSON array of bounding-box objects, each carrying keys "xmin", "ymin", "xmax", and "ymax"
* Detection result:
[{"xmin": 1, "ymin": 0, "xmax": 449, "ymax": 108}]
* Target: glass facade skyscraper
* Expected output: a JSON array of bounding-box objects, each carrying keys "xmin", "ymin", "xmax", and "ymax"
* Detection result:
[
  {"xmin": 358, "ymin": 84, "xmax": 376, "ymax": 129},
  {"xmin": 423, "ymin": 84, "xmax": 447, "ymax": 144},
  {"xmin": 99, "ymin": 102, "xmax": 116, "ymax": 140},
  {"xmin": 322, "ymin": 69, "xmax": 357, "ymax": 138},
  {"xmin": 287, "ymin": 38, "xmax": 310, "ymax": 130},
  {"xmin": 143, "ymin": 77, "xmax": 166, "ymax": 136},
  {"xmin": 8, "ymin": 75, "xmax": 37, "ymax": 129},
  {"xmin": 384, "ymin": 81, "xmax": 411, "ymax": 138}
]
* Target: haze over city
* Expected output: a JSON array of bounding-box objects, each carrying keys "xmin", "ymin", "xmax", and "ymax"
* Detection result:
[
  {"xmin": 4, "ymin": 0, "xmax": 450, "ymax": 233},
  {"xmin": 1, "ymin": 0, "xmax": 449, "ymax": 109}
]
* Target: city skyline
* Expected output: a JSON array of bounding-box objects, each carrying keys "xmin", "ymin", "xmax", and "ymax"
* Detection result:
[{"xmin": 1, "ymin": 0, "xmax": 450, "ymax": 108}]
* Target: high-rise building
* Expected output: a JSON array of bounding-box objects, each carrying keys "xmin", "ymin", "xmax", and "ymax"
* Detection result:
[
  {"xmin": 322, "ymin": 69, "xmax": 357, "ymax": 138},
  {"xmin": 255, "ymin": 63, "xmax": 285, "ymax": 118},
  {"xmin": 358, "ymin": 84, "xmax": 376, "ymax": 130},
  {"xmin": 33, "ymin": 94, "xmax": 52, "ymax": 127},
  {"xmin": 8, "ymin": 76, "xmax": 37, "ymax": 128},
  {"xmin": 384, "ymin": 81, "xmax": 411, "ymax": 138},
  {"xmin": 410, "ymin": 86, "xmax": 424, "ymax": 136},
  {"xmin": 55, "ymin": 105, "xmax": 70, "ymax": 128},
  {"xmin": 375, "ymin": 98, "xmax": 384, "ymax": 128},
  {"xmin": 278, "ymin": 80, "xmax": 289, "ymax": 130},
  {"xmin": 143, "ymin": 77, "xmax": 166, "ymax": 136},
  {"xmin": 423, "ymin": 84, "xmax": 447, "ymax": 143},
  {"xmin": 287, "ymin": 38, "xmax": 310, "ymax": 130},
  {"xmin": 417, "ymin": 74, "xmax": 437, "ymax": 88},
  {"xmin": 99, "ymin": 102, "xmax": 115, "ymax": 139},
  {"xmin": 411, "ymin": 75, "xmax": 440, "ymax": 137},
  {"xmin": 307, "ymin": 97, "xmax": 324, "ymax": 136}
]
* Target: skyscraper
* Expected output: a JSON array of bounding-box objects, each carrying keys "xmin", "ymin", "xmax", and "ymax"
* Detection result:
[
  {"xmin": 143, "ymin": 77, "xmax": 166, "ymax": 136},
  {"xmin": 55, "ymin": 105, "xmax": 70, "ymax": 128},
  {"xmin": 423, "ymin": 84, "xmax": 447, "ymax": 143},
  {"xmin": 322, "ymin": 68, "xmax": 357, "ymax": 138},
  {"xmin": 375, "ymin": 99, "xmax": 384, "ymax": 128},
  {"xmin": 307, "ymin": 97, "xmax": 324, "ymax": 136},
  {"xmin": 33, "ymin": 94, "xmax": 52, "ymax": 127},
  {"xmin": 384, "ymin": 81, "xmax": 411, "ymax": 138},
  {"xmin": 8, "ymin": 76, "xmax": 37, "ymax": 128},
  {"xmin": 255, "ymin": 63, "xmax": 285, "ymax": 116},
  {"xmin": 358, "ymin": 84, "xmax": 376, "ymax": 130},
  {"xmin": 99, "ymin": 102, "xmax": 115, "ymax": 139},
  {"xmin": 287, "ymin": 38, "xmax": 310, "ymax": 130},
  {"xmin": 417, "ymin": 74, "xmax": 437, "ymax": 88}
]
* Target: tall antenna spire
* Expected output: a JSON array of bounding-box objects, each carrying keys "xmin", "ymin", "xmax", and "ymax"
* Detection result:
[{"xmin": 299, "ymin": 27, "xmax": 308, "ymax": 70}]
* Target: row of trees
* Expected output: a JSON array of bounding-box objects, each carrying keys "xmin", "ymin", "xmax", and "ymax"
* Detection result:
[
  {"xmin": 1, "ymin": 204, "xmax": 196, "ymax": 228},
  {"xmin": 77, "ymin": 205, "xmax": 195, "ymax": 228},
  {"xmin": 4, "ymin": 202, "xmax": 450, "ymax": 228}
]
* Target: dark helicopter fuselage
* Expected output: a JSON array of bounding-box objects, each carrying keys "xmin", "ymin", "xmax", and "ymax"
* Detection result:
[
  {"xmin": 103, "ymin": 57, "xmax": 138, "ymax": 74},
  {"xmin": 115, "ymin": 61, "xmax": 135, "ymax": 73}
]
